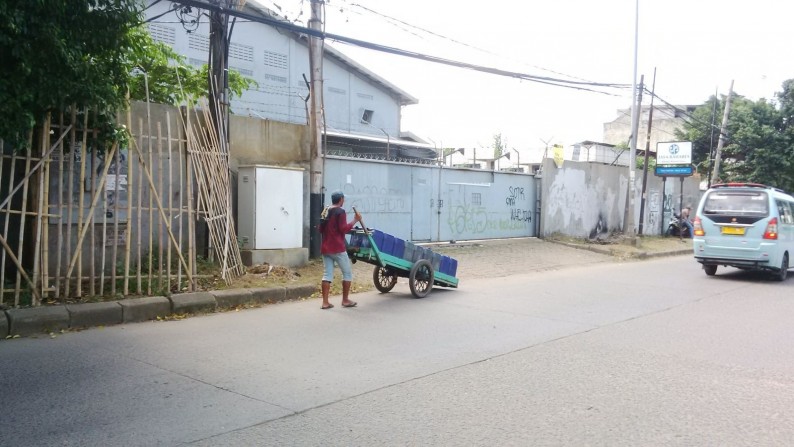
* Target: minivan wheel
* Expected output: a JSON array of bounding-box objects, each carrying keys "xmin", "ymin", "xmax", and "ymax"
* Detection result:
[
  {"xmin": 775, "ymin": 254, "xmax": 788, "ymax": 282},
  {"xmin": 703, "ymin": 264, "xmax": 717, "ymax": 276}
]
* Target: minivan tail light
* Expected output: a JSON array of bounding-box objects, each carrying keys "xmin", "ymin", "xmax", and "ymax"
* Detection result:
[
  {"xmin": 763, "ymin": 217, "xmax": 778, "ymax": 240},
  {"xmin": 693, "ymin": 217, "xmax": 705, "ymax": 236}
]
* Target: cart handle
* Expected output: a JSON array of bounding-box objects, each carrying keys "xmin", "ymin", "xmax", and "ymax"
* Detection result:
[{"xmin": 351, "ymin": 206, "xmax": 368, "ymax": 233}]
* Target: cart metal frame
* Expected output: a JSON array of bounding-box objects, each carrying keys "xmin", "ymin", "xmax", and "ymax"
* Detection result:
[{"xmin": 347, "ymin": 228, "xmax": 458, "ymax": 298}]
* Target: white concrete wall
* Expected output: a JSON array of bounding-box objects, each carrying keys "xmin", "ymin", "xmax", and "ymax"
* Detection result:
[{"xmin": 540, "ymin": 159, "xmax": 704, "ymax": 238}]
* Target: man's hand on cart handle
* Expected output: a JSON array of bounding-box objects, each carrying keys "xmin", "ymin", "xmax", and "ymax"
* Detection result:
[{"xmin": 351, "ymin": 207, "xmax": 368, "ymax": 232}]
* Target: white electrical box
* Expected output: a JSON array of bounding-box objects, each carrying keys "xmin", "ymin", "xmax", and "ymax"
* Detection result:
[{"xmin": 237, "ymin": 165, "xmax": 304, "ymax": 249}]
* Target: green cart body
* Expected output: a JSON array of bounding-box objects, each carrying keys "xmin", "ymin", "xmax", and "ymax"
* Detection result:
[{"xmin": 347, "ymin": 228, "xmax": 459, "ymax": 298}]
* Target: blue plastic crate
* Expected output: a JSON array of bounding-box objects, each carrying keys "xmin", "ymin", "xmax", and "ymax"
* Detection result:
[
  {"xmin": 371, "ymin": 229, "xmax": 385, "ymax": 250},
  {"xmin": 403, "ymin": 242, "xmax": 416, "ymax": 261},
  {"xmin": 381, "ymin": 234, "xmax": 395, "ymax": 256},
  {"xmin": 431, "ymin": 252, "xmax": 442, "ymax": 271},
  {"xmin": 440, "ymin": 255, "xmax": 450, "ymax": 275},
  {"xmin": 393, "ymin": 238, "xmax": 405, "ymax": 259},
  {"xmin": 447, "ymin": 258, "xmax": 458, "ymax": 277}
]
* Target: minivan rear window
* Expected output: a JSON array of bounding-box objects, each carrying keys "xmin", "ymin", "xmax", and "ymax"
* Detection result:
[{"xmin": 702, "ymin": 191, "xmax": 769, "ymax": 216}]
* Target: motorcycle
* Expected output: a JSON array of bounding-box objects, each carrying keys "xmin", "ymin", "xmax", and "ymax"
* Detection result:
[{"xmin": 666, "ymin": 212, "xmax": 692, "ymax": 238}]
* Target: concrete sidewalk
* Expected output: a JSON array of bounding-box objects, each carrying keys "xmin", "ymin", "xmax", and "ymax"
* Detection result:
[{"xmin": 1, "ymin": 237, "xmax": 691, "ymax": 339}]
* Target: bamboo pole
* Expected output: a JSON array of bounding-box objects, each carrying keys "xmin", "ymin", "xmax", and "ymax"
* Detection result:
[
  {"xmin": 127, "ymin": 137, "xmax": 193, "ymax": 284},
  {"xmin": 185, "ymin": 108, "xmax": 196, "ymax": 291},
  {"xmin": 31, "ymin": 115, "xmax": 50, "ymax": 305},
  {"xmin": 147, "ymin": 108, "xmax": 154, "ymax": 296},
  {"xmin": 64, "ymin": 143, "xmax": 118, "ymax": 281},
  {"xmin": 54, "ymin": 112, "xmax": 65, "ymax": 299},
  {"xmin": 123, "ymin": 107, "xmax": 133, "ymax": 295},
  {"xmin": 0, "ymin": 232, "xmax": 41, "ymax": 304},
  {"xmin": 99, "ymin": 147, "xmax": 108, "ymax": 296},
  {"xmin": 0, "ymin": 125, "xmax": 73, "ymax": 211},
  {"xmin": 0, "ymin": 139, "xmax": 6, "ymax": 305},
  {"xmin": 89, "ymin": 118, "xmax": 97, "ymax": 296},
  {"xmin": 42, "ymin": 119, "xmax": 52, "ymax": 300},
  {"xmin": 177, "ymin": 108, "xmax": 185, "ymax": 290},
  {"xmin": 64, "ymin": 107, "xmax": 77, "ymax": 297},
  {"xmin": 166, "ymin": 113, "xmax": 173, "ymax": 293},
  {"xmin": 77, "ymin": 109, "xmax": 89, "ymax": 297},
  {"xmin": 110, "ymin": 146, "xmax": 120, "ymax": 296},
  {"xmin": 136, "ymin": 118, "xmax": 143, "ymax": 293},
  {"xmin": 157, "ymin": 121, "xmax": 164, "ymax": 291},
  {"xmin": 14, "ymin": 131, "xmax": 34, "ymax": 305}
]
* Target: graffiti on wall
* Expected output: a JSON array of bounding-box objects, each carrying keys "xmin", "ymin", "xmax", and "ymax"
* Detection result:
[
  {"xmin": 545, "ymin": 167, "xmax": 622, "ymax": 237},
  {"xmin": 447, "ymin": 184, "xmax": 532, "ymax": 235},
  {"xmin": 342, "ymin": 183, "xmax": 407, "ymax": 213}
]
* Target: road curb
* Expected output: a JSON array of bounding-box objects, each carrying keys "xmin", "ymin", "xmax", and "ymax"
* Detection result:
[
  {"xmin": 0, "ymin": 311, "xmax": 8, "ymax": 338},
  {"xmin": 546, "ymin": 239, "xmax": 691, "ymax": 259},
  {"xmin": 210, "ymin": 289, "xmax": 253, "ymax": 308},
  {"xmin": 286, "ymin": 284, "xmax": 318, "ymax": 300},
  {"xmin": 7, "ymin": 306, "xmax": 70, "ymax": 337},
  {"xmin": 250, "ymin": 287, "xmax": 287, "ymax": 304},
  {"xmin": 66, "ymin": 301, "xmax": 123, "ymax": 329},
  {"xmin": 170, "ymin": 292, "xmax": 217, "ymax": 314},
  {"xmin": 1, "ymin": 285, "xmax": 318, "ymax": 340},
  {"xmin": 119, "ymin": 296, "xmax": 171, "ymax": 323}
]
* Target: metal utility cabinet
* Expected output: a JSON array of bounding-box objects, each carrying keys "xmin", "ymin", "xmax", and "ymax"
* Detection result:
[{"xmin": 237, "ymin": 165, "xmax": 307, "ymax": 267}]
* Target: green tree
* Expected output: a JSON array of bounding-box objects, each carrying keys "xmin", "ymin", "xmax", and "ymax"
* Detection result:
[
  {"xmin": 491, "ymin": 132, "xmax": 505, "ymax": 159},
  {"xmin": 0, "ymin": 0, "xmax": 141, "ymax": 148},
  {"xmin": 676, "ymin": 80, "xmax": 794, "ymax": 192},
  {"xmin": 127, "ymin": 26, "xmax": 255, "ymax": 106},
  {"xmin": 0, "ymin": 1, "xmax": 255, "ymax": 149}
]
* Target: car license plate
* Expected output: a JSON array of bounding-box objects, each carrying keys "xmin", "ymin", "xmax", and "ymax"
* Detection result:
[{"xmin": 721, "ymin": 226, "xmax": 746, "ymax": 235}]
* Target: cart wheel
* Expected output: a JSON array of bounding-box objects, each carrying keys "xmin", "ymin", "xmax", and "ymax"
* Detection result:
[
  {"xmin": 409, "ymin": 259, "xmax": 434, "ymax": 298},
  {"xmin": 373, "ymin": 266, "xmax": 398, "ymax": 293}
]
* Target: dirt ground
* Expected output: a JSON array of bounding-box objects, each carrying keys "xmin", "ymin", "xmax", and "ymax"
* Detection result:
[{"xmin": 227, "ymin": 234, "xmax": 693, "ymax": 297}]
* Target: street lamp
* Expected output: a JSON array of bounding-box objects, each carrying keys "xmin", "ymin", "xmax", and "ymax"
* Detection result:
[{"xmin": 512, "ymin": 148, "xmax": 521, "ymax": 171}]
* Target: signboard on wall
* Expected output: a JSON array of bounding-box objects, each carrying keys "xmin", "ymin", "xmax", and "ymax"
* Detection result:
[{"xmin": 656, "ymin": 141, "xmax": 692, "ymax": 165}]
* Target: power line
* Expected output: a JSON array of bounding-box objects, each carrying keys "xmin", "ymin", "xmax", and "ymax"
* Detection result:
[
  {"xmin": 337, "ymin": 0, "xmax": 600, "ymax": 86},
  {"xmin": 166, "ymin": 0, "xmax": 630, "ymax": 95}
]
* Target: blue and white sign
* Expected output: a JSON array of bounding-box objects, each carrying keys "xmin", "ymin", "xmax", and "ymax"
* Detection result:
[
  {"xmin": 656, "ymin": 141, "xmax": 692, "ymax": 165},
  {"xmin": 655, "ymin": 165, "xmax": 693, "ymax": 176}
]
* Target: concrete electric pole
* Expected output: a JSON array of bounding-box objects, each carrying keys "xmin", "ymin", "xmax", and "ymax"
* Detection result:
[
  {"xmin": 308, "ymin": 0, "xmax": 325, "ymax": 258},
  {"xmin": 711, "ymin": 80, "xmax": 734, "ymax": 183},
  {"xmin": 625, "ymin": 75, "xmax": 643, "ymax": 235}
]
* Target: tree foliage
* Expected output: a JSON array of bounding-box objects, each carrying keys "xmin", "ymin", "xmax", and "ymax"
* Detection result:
[
  {"xmin": 127, "ymin": 26, "xmax": 255, "ymax": 106},
  {"xmin": 491, "ymin": 132, "xmax": 505, "ymax": 159},
  {"xmin": 0, "ymin": 0, "xmax": 141, "ymax": 148},
  {"xmin": 0, "ymin": 1, "xmax": 255, "ymax": 149},
  {"xmin": 676, "ymin": 79, "xmax": 794, "ymax": 192}
]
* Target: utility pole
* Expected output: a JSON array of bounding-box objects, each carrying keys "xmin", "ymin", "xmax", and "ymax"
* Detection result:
[
  {"xmin": 625, "ymin": 0, "xmax": 639, "ymax": 236},
  {"xmin": 638, "ymin": 68, "xmax": 657, "ymax": 235},
  {"xmin": 208, "ymin": 0, "xmax": 232, "ymax": 144},
  {"xmin": 625, "ymin": 75, "xmax": 643, "ymax": 235},
  {"xmin": 712, "ymin": 80, "xmax": 734, "ymax": 183},
  {"xmin": 308, "ymin": 0, "xmax": 325, "ymax": 258}
]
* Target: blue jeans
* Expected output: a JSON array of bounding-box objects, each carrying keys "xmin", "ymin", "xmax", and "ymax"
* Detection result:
[
  {"xmin": 682, "ymin": 220, "xmax": 694, "ymax": 237},
  {"xmin": 322, "ymin": 252, "xmax": 353, "ymax": 282}
]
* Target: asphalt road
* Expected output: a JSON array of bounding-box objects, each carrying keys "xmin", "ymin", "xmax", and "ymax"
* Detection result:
[{"xmin": 2, "ymin": 249, "xmax": 794, "ymax": 446}]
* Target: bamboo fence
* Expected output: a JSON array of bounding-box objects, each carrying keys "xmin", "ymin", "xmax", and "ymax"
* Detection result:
[{"xmin": 0, "ymin": 102, "xmax": 243, "ymax": 308}]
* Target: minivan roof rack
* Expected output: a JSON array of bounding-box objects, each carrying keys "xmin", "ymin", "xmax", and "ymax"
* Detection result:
[{"xmin": 711, "ymin": 183, "xmax": 787, "ymax": 194}]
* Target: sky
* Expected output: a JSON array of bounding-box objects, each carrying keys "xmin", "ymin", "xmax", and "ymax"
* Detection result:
[{"xmin": 252, "ymin": 0, "xmax": 794, "ymax": 162}]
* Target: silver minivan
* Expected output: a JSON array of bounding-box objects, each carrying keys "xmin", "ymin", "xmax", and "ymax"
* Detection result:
[{"xmin": 693, "ymin": 183, "xmax": 794, "ymax": 280}]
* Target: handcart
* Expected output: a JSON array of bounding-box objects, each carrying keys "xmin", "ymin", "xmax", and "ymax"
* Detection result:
[{"xmin": 347, "ymin": 224, "xmax": 459, "ymax": 299}]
